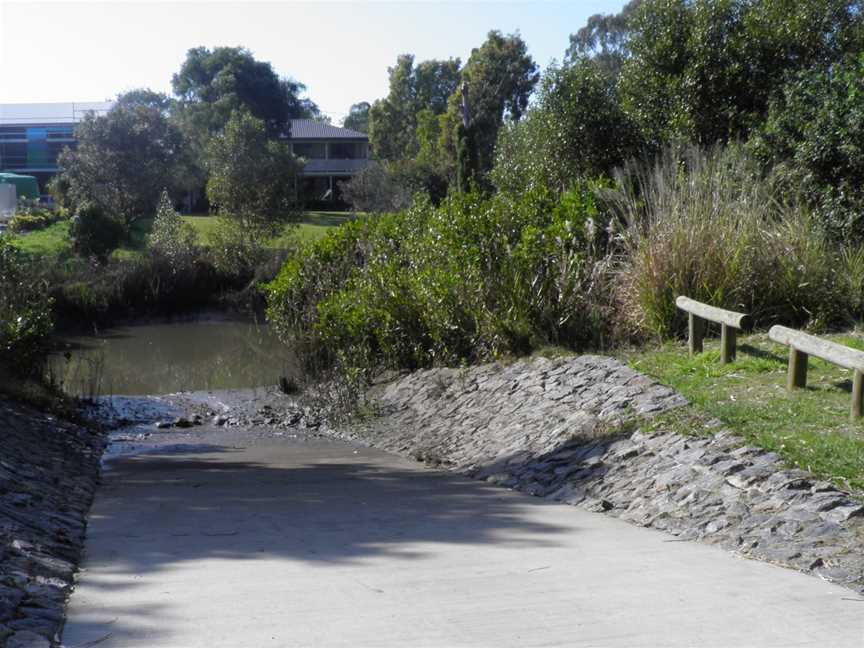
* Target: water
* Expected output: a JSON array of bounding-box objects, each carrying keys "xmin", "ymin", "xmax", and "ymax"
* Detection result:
[{"xmin": 50, "ymin": 316, "xmax": 293, "ymax": 396}]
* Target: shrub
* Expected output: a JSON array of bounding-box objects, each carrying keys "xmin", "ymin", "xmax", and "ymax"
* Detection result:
[
  {"xmin": 148, "ymin": 190, "xmax": 197, "ymax": 270},
  {"xmin": 0, "ymin": 236, "xmax": 53, "ymax": 375},
  {"xmin": 70, "ymin": 203, "xmax": 125, "ymax": 261},
  {"xmin": 749, "ymin": 53, "xmax": 864, "ymax": 240},
  {"xmin": 266, "ymin": 185, "xmax": 615, "ymax": 378},
  {"xmin": 338, "ymin": 162, "xmax": 412, "ymax": 213}
]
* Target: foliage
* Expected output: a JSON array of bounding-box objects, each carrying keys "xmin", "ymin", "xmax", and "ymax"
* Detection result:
[
  {"xmin": 56, "ymin": 101, "xmax": 189, "ymax": 231},
  {"xmin": 617, "ymin": 0, "xmax": 864, "ymax": 147},
  {"xmin": 266, "ymin": 186, "xmax": 614, "ymax": 378},
  {"xmin": 7, "ymin": 200, "xmax": 64, "ymax": 233},
  {"xmin": 609, "ymin": 146, "xmax": 851, "ymax": 339},
  {"xmin": 442, "ymin": 31, "xmax": 539, "ymax": 186},
  {"xmin": 205, "ymin": 110, "xmax": 301, "ymax": 257},
  {"xmin": 343, "ymin": 101, "xmax": 371, "ymax": 133},
  {"xmin": 172, "ymin": 46, "xmax": 314, "ymax": 138},
  {"xmin": 368, "ymin": 55, "xmax": 461, "ymax": 161},
  {"xmin": 566, "ymin": 0, "xmax": 642, "ymax": 77},
  {"xmin": 0, "ymin": 236, "xmax": 53, "ymax": 375},
  {"xmin": 338, "ymin": 163, "xmax": 412, "ymax": 213},
  {"xmin": 115, "ymin": 88, "xmax": 173, "ymax": 112},
  {"xmin": 749, "ymin": 53, "xmax": 864, "ymax": 239},
  {"xmin": 491, "ymin": 59, "xmax": 641, "ymax": 195},
  {"xmin": 147, "ymin": 190, "xmax": 198, "ymax": 271},
  {"xmin": 69, "ymin": 203, "xmax": 125, "ymax": 261}
]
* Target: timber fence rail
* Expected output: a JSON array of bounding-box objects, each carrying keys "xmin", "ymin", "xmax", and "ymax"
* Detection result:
[
  {"xmin": 675, "ymin": 296, "xmax": 750, "ymax": 364},
  {"xmin": 769, "ymin": 325, "xmax": 864, "ymax": 421}
]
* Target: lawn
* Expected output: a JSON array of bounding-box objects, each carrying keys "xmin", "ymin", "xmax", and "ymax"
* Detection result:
[
  {"xmin": 622, "ymin": 331, "xmax": 864, "ymax": 491},
  {"xmin": 8, "ymin": 211, "xmax": 355, "ymax": 258}
]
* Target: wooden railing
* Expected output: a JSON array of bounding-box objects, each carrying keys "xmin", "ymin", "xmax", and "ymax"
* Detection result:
[
  {"xmin": 769, "ymin": 325, "xmax": 864, "ymax": 420},
  {"xmin": 675, "ymin": 297, "xmax": 750, "ymax": 364}
]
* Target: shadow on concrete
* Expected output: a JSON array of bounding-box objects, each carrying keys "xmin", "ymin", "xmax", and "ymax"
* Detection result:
[{"xmin": 62, "ymin": 440, "xmax": 569, "ymax": 645}]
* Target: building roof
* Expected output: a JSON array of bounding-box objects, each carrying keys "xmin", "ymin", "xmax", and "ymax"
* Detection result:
[
  {"xmin": 290, "ymin": 119, "xmax": 367, "ymax": 140},
  {"xmin": 0, "ymin": 102, "xmax": 114, "ymax": 126},
  {"xmin": 0, "ymin": 104, "xmax": 367, "ymax": 141}
]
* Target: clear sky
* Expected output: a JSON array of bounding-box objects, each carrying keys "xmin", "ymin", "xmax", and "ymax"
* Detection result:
[{"xmin": 0, "ymin": 1, "xmax": 627, "ymax": 123}]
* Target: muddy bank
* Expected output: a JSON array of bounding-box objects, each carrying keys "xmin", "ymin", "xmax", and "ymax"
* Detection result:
[{"xmin": 0, "ymin": 398, "xmax": 104, "ymax": 647}]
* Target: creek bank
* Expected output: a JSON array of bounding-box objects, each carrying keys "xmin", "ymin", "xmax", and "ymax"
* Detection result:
[
  {"xmin": 330, "ymin": 354, "xmax": 864, "ymax": 593},
  {"xmin": 0, "ymin": 397, "xmax": 104, "ymax": 648}
]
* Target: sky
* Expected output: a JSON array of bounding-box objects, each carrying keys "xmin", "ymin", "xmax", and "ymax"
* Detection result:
[{"xmin": 0, "ymin": 0, "xmax": 627, "ymax": 124}]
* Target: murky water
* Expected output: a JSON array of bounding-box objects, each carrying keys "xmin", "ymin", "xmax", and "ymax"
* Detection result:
[{"xmin": 50, "ymin": 316, "xmax": 293, "ymax": 396}]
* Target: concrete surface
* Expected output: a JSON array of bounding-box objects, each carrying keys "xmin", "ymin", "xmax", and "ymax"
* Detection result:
[{"xmin": 62, "ymin": 434, "xmax": 864, "ymax": 648}]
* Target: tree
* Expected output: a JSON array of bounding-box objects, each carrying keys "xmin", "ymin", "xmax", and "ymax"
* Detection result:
[
  {"xmin": 566, "ymin": 0, "xmax": 642, "ymax": 77},
  {"xmin": 618, "ymin": 0, "xmax": 864, "ymax": 147},
  {"xmin": 205, "ymin": 110, "xmax": 301, "ymax": 244},
  {"xmin": 115, "ymin": 88, "xmax": 173, "ymax": 113},
  {"xmin": 56, "ymin": 101, "xmax": 188, "ymax": 232},
  {"xmin": 492, "ymin": 60, "xmax": 640, "ymax": 195},
  {"xmin": 172, "ymin": 46, "xmax": 315, "ymax": 138},
  {"xmin": 148, "ymin": 190, "xmax": 198, "ymax": 269},
  {"xmin": 444, "ymin": 30, "xmax": 539, "ymax": 187},
  {"xmin": 343, "ymin": 102, "xmax": 371, "ymax": 133},
  {"xmin": 368, "ymin": 55, "xmax": 461, "ymax": 161},
  {"xmin": 750, "ymin": 53, "xmax": 864, "ymax": 238}
]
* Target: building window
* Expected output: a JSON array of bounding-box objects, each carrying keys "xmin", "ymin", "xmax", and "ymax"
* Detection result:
[
  {"xmin": 293, "ymin": 142, "xmax": 326, "ymax": 159},
  {"xmin": 329, "ymin": 142, "xmax": 365, "ymax": 159}
]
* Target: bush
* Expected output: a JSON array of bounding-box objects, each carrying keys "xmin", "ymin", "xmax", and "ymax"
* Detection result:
[
  {"xmin": 70, "ymin": 203, "xmax": 125, "ymax": 261},
  {"xmin": 749, "ymin": 54, "xmax": 864, "ymax": 240},
  {"xmin": 0, "ymin": 236, "xmax": 54, "ymax": 375},
  {"xmin": 148, "ymin": 190, "xmax": 198, "ymax": 271},
  {"xmin": 609, "ymin": 146, "xmax": 851, "ymax": 338},
  {"xmin": 7, "ymin": 199, "xmax": 64, "ymax": 233},
  {"xmin": 266, "ymin": 185, "xmax": 615, "ymax": 378},
  {"xmin": 338, "ymin": 162, "xmax": 412, "ymax": 213}
]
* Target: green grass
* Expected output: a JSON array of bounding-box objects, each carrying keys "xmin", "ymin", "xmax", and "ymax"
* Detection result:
[
  {"xmin": 8, "ymin": 211, "xmax": 356, "ymax": 257},
  {"xmin": 9, "ymin": 220, "xmax": 73, "ymax": 256},
  {"xmin": 622, "ymin": 331, "xmax": 864, "ymax": 490}
]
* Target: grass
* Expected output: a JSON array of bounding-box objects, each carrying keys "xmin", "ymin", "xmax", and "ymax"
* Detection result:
[
  {"xmin": 10, "ymin": 220, "xmax": 73, "ymax": 256},
  {"xmin": 622, "ymin": 330, "xmax": 864, "ymax": 491},
  {"xmin": 8, "ymin": 210, "xmax": 356, "ymax": 258}
]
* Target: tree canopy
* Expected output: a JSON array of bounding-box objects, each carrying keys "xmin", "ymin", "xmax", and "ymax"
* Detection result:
[
  {"xmin": 172, "ymin": 46, "xmax": 316, "ymax": 138},
  {"xmin": 368, "ymin": 55, "xmax": 461, "ymax": 161},
  {"xmin": 57, "ymin": 99, "xmax": 189, "ymax": 231},
  {"xmin": 343, "ymin": 101, "xmax": 371, "ymax": 133}
]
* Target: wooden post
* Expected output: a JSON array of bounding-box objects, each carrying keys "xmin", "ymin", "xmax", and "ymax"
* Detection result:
[
  {"xmin": 720, "ymin": 323, "xmax": 736, "ymax": 364},
  {"xmin": 688, "ymin": 313, "xmax": 704, "ymax": 357},
  {"xmin": 787, "ymin": 347, "xmax": 809, "ymax": 390},
  {"xmin": 852, "ymin": 370, "xmax": 864, "ymax": 421}
]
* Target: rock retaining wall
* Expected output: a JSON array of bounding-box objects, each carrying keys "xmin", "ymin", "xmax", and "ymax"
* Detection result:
[
  {"xmin": 338, "ymin": 355, "xmax": 864, "ymax": 593},
  {"xmin": 0, "ymin": 398, "xmax": 103, "ymax": 647}
]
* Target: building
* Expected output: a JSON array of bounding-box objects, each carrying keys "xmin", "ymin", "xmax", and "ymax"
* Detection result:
[
  {"xmin": 288, "ymin": 119, "xmax": 369, "ymax": 204},
  {"xmin": 0, "ymin": 103, "xmax": 370, "ymax": 204},
  {"xmin": 0, "ymin": 102, "xmax": 113, "ymax": 191}
]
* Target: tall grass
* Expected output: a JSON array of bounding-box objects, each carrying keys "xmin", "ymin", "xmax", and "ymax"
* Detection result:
[{"xmin": 607, "ymin": 146, "xmax": 854, "ymax": 338}]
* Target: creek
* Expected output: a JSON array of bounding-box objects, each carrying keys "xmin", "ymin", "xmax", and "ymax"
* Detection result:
[{"xmin": 50, "ymin": 315, "xmax": 291, "ymax": 396}]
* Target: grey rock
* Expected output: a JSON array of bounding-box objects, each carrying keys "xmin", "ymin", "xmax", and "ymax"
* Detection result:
[{"xmin": 6, "ymin": 630, "xmax": 51, "ymax": 648}]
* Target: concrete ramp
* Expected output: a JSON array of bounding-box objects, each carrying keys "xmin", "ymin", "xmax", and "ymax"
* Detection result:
[{"xmin": 63, "ymin": 434, "xmax": 863, "ymax": 647}]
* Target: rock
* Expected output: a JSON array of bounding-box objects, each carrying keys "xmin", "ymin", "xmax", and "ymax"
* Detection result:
[
  {"xmin": 0, "ymin": 396, "xmax": 103, "ymax": 646},
  {"xmin": 6, "ymin": 630, "xmax": 50, "ymax": 648},
  {"xmin": 173, "ymin": 417, "xmax": 193, "ymax": 429},
  {"xmin": 155, "ymin": 420, "xmax": 173, "ymax": 429},
  {"xmin": 328, "ymin": 354, "xmax": 864, "ymax": 595},
  {"xmin": 821, "ymin": 504, "xmax": 864, "ymax": 524},
  {"xmin": 213, "ymin": 415, "xmax": 228, "ymax": 426}
]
